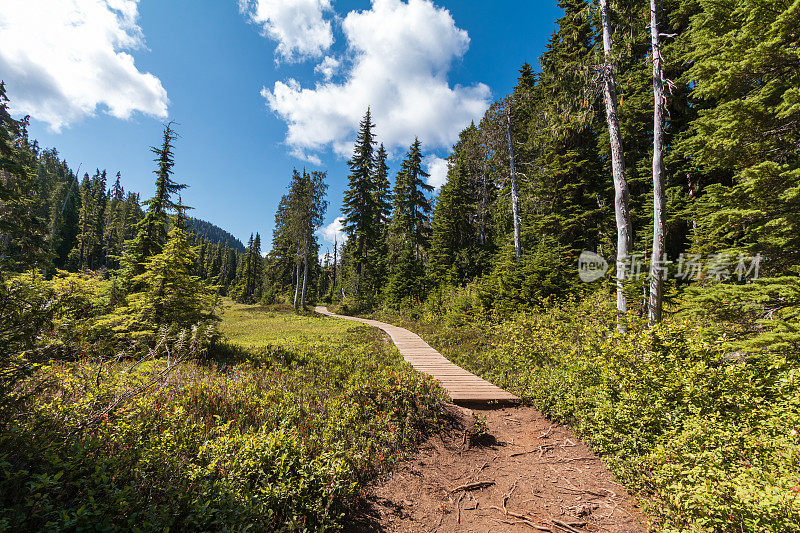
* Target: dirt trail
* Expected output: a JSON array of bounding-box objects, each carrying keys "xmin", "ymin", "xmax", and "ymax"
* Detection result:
[{"xmin": 353, "ymin": 404, "xmax": 647, "ymax": 533}]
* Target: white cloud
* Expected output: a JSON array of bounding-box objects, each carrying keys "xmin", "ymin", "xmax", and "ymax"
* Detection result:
[
  {"xmin": 424, "ymin": 155, "xmax": 449, "ymax": 189},
  {"xmin": 261, "ymin": 0, "xmax": 491, "ymax": 159},
  {"xmin": 288, "ymin": 146, "xmax": 323, "ymax": 166},
  {"xmin": 239, "ymin": 0, "xmax": 333, "ymax": 62},
  {"xmin": 315, "ymin": 216, "xmax": 347, "ymax": 247},
  {"xmin": 0, "ymin": 0, "xmax": 168, "ymax": 131},
  {"xmin": 314, "ymin": 56, "xmax": 340, "ymax": 80}
]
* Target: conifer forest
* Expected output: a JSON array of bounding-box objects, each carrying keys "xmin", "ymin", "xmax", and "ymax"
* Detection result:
[{"xmin": 1, "ymin": 0, "xmax": 799, "ymax": 531}]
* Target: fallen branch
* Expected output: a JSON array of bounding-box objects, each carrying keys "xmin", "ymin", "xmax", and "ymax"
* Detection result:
[
  {"xmin": 450, "ymin": 480, "xmax": 495, "ymax": 493},
  {"xmin": 502, "ymin": 480, "xmax": 518, "ymax": 515},
  {"xmin": 492, "ymin": 518, "xmax": 549, "ymax": 530},
  {"xmin": 473, "ymin": 461, "xmax": 489, "ymax": 479},
  {"xmin": 552, "ymin": 519, "xmax": 584, "ymax": 533},
  {"xmin": 510, "ymin": 449, "xmax": 537, "ymax": 457},
  {"xmin": 507, "ymin": 511, "xmax": 551, "ymax": 531},
  {"xmin": 490, "ymin": 508, "xmax": 551, "ymax": 531}
]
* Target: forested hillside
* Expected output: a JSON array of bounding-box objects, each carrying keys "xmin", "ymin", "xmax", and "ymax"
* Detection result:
[
  {"xmin": 186, "ymin": 218, "xmax": 245, "ymax": 252},
  {"xmin": 1, "ymin": 0, "xmax": 799, "ymax": 530}
]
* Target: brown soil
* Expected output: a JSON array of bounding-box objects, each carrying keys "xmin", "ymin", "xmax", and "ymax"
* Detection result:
[{"xmin": 352, "ymin": 404, "xmax": 648, "ymax": 533}]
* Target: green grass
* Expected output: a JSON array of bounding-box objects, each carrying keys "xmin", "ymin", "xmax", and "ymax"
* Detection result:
[
  {"xmin": 220, "ymin": 301, "xmax": 366, "ymax": 352},
  {"xmin": 1, "ymin": 300, "xmax": 446, "ymax": 531}
]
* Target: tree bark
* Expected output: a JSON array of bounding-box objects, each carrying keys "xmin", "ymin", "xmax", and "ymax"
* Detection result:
[
  {"xmin": 648, "ymin": 0, "xmax": 667, "ymax": 326},
  {"xmin": 331, "ymin": 236, "xmax": 337, "ymax": 298},
  {"xmin": 301, "ymin": 256, "xmax": 308, "ymax": 310},
  {"xmin": 505, "ymin": 106, "xmax": 522, "ymax": 261},
  {"xmin": 600, "ymin": 0, "xmax": 634, "ymax": 330},
  {"xmin": 479, "ymin": 166, "xmax": 488, "ymax": 246},
  {"xmin": 293, "ymin": 262, "xmax": 301, "ymax": 311}
]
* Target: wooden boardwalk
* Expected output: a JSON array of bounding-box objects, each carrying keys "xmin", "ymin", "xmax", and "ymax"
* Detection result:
[{"xmin": 315, "ymin": 307, "xmax": 520, "ymax": 407}]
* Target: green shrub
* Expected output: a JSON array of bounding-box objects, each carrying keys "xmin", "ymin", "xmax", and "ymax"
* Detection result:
[
  {"xmin": 382, "ymin": 293, "xmax": 800, "ymax": 531},
  {"xmin": 260, "ymin": 287, "xmax": 278, "ymax": 305},
  {"xmin": 0, "ymin": 302, "xmax": 445, "ymax": 531}
]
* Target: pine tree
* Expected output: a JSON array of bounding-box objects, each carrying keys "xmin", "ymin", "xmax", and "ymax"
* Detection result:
[
  {"xmin": 107, "ymin": 204, "xmax": 215, "ymax": 335},
  {"xmin": 233, "ymin": 233, "xmax": 255, "ymax": 303},
  {"xmin": 429, "ymin": 162, "xmax": 476, "ymax": 285},
  {"xmin": 72, "ymin": 170, "xmax": 109, "ymax": 269},
  {"xmin": 251, "ymin": 233, "xmax": 263, "ymax": 302},
  {"xmin": 217, "ymin": 241, "xmax": 236, "ymax": 294},
  {"xmin": 389, "ymin": 138, "xmax": 434, "ymax": 260},
  {"xmin": 372, "ymin": 144, "xmax": 392, "ymax": 289},
  {"xmin": 0, "ymin": 83, "xmax": 50, "ymax": 270},
  {"xmin": 102, "ymin": 172, "xmax": 125, "ymax": 268},
  {"xmin": 386, "ymin": 138, "xmax": 434, "ymax": 303},
  {"xmin": 197, "ymin": 238, "xmax": 207, "ymax": 279},
  {"xmin": 448, "ymin": 122, "xmax": 493, "ymax": 269},
  {"xmin": 373, "ymin": 144, "xmax": 392, "ymax": 234},
  {"xmin": 275, "ymin": 169, "xmax": 327, "ymax": 311},
  {"xmin": 121, "ymin": 123, "xmax": 185, "ymax": 278},
  {"xmin": 341, "ymin": 108, "xmax": 381, "ymax": 301},
  {"xmin": 678, "ymin": 0, "xmax": 800, "ymax": 353}
]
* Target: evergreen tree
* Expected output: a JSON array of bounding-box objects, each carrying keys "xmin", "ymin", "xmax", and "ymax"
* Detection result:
[
  {"xmin": 373, "ymin": 144, "xmax": 392, "ymax": 234},
  {"xmin": 276, "ymin": 169, "xmax": 327, "ymax": 310},
  {"xmin": 388, "ymin": 138, "xmax": 434, "ymax": 260},
  {"xmin": 678, "ymin": 0, "xmax": 800, "ymax": 352},
  {"xmin": 197, "ymin": 238, "xmax": 207, "ymax": 279},
  {"xmin": 429, "ymin": 162, "xmax": 477, "ymax": 285},
  {"xmin": 448, "ymin": 122, "xmax": 494, "ymax": 271},
  {"xmin": 386, "ymin": 139, "xmax": 434, "ymax": 303},
  {"xmin": 121, "ymin": 123, "xmax": 185, "ymax": 278},
  {"xmin": 0, "ymin": 82, "xmax": 50, "ymax": 270},
  {"xmin": 372, "ymin": 144, "xmax": 392, "ymax": 289},
  {"xmin": 232, "ymin": 233, "xmax": 255, "ymax": 303},
  {"xmin": 217, "ymin": 241, "xmax": 236, "ymax": 294},
  {"xmin": 72, "ymin": 170, "xmax": 109, "ymax": 269},
  {"xmin": 100, "ymin": 172, "xmax": 125, "ymax": 268},
  {"xmin": 106, "ymin": 205, "xmax": 215, "ymax": 335},
  {"xmin": 341, "ymin": 108, "xmax": 381, "ymax": 301}
]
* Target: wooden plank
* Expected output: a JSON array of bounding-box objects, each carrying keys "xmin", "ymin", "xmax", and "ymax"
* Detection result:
[{"xmin": 315, "ymin": 306, "xmax": 520, "ymax": 407}]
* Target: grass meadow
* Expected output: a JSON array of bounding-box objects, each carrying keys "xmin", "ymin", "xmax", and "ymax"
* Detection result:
[{"xmin": 0, "ymin": 300, "xmax": 445, "ymax": 531}]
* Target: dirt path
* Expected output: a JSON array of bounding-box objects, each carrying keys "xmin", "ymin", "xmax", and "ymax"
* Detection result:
[
  {"xmin": 317, "ymin": 309, "xmax": 648, "ymax": 532},
  {"xmin": 353, "ymin": 404, "xmax": 647, "ymax": 532}
]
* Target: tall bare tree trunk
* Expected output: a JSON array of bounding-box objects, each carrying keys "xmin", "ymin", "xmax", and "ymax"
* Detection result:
[
  {"xmin": 301, "ymin": 256, "xmax": 308, "ymax": 310},
  {"xmin": 600, "ymin": 0, "xmax": 633, "ymax": 330},
  {"xmin": 505, "ymin": 106, "xmax": 521, "ymax": 261},
  {"xmin": 648, "ymin": 0, "xmax": 667, "ymax": 326},
  {"xmin": 293, "ymin": 262, "xmax": 301, "ymax": 311},
  {"xmin": 331, "ymin": 236, "xmax": 337, "ymax": 298},
  {"xmin": 479, "ymin": 167, "xmax": 488, "ymax": 246}
]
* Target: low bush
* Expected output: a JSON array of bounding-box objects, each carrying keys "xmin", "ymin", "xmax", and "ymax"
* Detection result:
[
  {"xmin": 378, "ymin": 292, "xmax": 800, "ymax": 531},
  {"xmin": 0, "ymin": 301, "xmax": 445, "ymax": 531}
]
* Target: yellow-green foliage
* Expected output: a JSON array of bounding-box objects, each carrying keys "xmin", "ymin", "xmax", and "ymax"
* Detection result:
[
  {"xmin": 0, "ymin": 301, "xmax": 445, "ymax": 531},
  {"xmin": 381, "ymin": 293, "xmax": 800, "ymax": 532}
]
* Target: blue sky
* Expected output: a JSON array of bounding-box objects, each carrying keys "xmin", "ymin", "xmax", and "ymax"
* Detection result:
[{"xmin": 1, "ymin": 0, "xmax": 561, "ymax": 252}]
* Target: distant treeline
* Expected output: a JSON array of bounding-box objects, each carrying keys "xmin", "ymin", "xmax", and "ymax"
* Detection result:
[{"xmin": 186, "ymin": 218, "xmax": 244, "ymax": 252}]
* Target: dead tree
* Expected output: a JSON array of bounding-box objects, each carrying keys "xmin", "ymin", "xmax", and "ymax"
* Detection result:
[
  {"xmin": 599, "ymin": 0, "xmax": 634, "ymax": 330},
  {"xmin": 505, "ymin": 105, "xmax": 522, "ymax": 261},
  {"xmin": 648, "ymin": 0, "xmax": 667, "ymax": 326}
]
